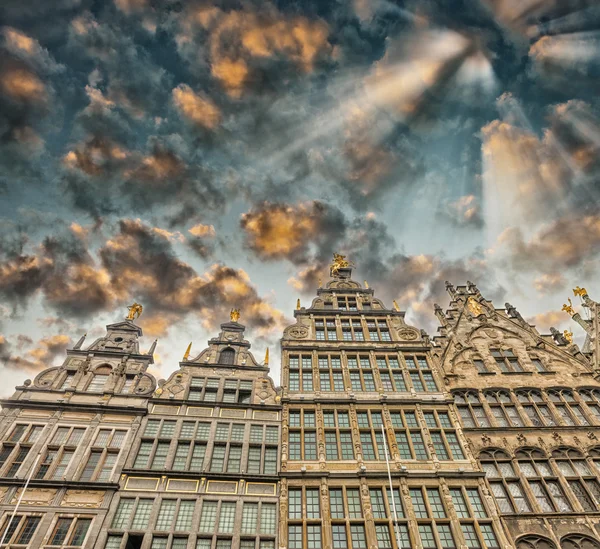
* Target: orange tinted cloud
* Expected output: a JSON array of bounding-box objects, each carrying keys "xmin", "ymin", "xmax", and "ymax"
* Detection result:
[
  {"xmin": 0, "ymin": 67, "xmax": 46, "ymax": 102},
  {"xmin": 172, "ymin": 84, "xmax": 221, "ymax": 129},
  {"xmin": 241, "ymin": 202, "xmax": 337, "ymax": 260}
]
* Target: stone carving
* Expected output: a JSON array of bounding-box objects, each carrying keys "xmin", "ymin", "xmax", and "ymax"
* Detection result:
[
  {"xmin": 397, "ymin": 328, "xmax": 419, "ymax": 341},
  {"xmin": 287, "ymin": 325, "xmax": 309, "ymax": 339}
]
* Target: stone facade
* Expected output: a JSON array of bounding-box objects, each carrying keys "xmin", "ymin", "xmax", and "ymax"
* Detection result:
[
  {"xmin": 0, "ymin": 314, "xmax": 280, "ymax": 549},
  {"xmin": 0, "ymin": 319, "xmax": 156, "ymax": 548},
  {"xmin": 434, "ymin": 282, "xmax": 600, "ymax": 549},
  {"xmin": 279, "ymin": 266, "xmax": 508, "ymax": 549}
]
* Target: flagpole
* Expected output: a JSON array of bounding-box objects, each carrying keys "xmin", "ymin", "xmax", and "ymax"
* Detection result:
[
  {"xmin": 382, "ymin": 424, "xmax": 402, "ymax": 549},
  {"xmin": 0, "ymin": 453, "xmax": 42, "ymax": 547}
]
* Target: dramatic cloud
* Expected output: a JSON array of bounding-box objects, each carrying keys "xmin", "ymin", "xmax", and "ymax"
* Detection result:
[
  {"xmin": 172, "ymin": 84, "xmax": 221, "ymax": 129},
  {"xmin": 534, "ymin": 273, "xmax": 567, "ymax": 295},
  {"xmin": 241, "ymin": 201, "xmax": 346, "ymax": 262},
  {"xmin": 438, "ymin": 195, "xmax": 484, "ymax": 228},
  {"xmin": 0, "ymin": 334, "xmax": 72, "ymax": 374}
]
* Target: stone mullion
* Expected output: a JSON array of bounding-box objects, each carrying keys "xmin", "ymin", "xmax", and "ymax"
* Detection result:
[
  {"xmin": 311, "ymin": 349, "xmax": 318, "ymax": 393},
  {"xmin": 349, "ymin": 404, "xmax": 364, "ymax": 465},
  {"xmin": 401, "ymin": 479, "xmax": 423, "ymax": 549},
  {"xmin": 415, "ymin": 404, "xmax": 440, "ymax": 470},
  {"xmin": 320, "ymin": 478, "xmax": 332, "ymax": 549},
  {"xmin": 281, "ymin": 406, "xmax": 289, "ymax": 472},
  {"xmin": 360, "ymin": 477, "xmax": 377, "ymax": 549},
  {"xmin": 478, "ymin": 479, "xmax": 513, "ymax": 549},
  {"xmin": 341, "ymin": 350, "xmax": 351, "ymax": 393},
  {"xmin": 447, "ymin": 407, "xmax": 478, "ymax": 469},
  {"xmin": 382, "ymin": 404, "xmax": 401, "ymax": 463},
  {"xmin": 282, "ymin": 349, "xmax": 289, "ymax": 398},
  {"xmin": 438, "ymin": 478, "xmax": 467, "ymax": 549},
  {"xmin": 316, "ymin": 404, "xmax": 326, "ymax": 471},
  {"xmin": 369, "ymin": 350, "xmax": 383, "ymax": 392},
  {"xmin": 279, "ymin": 478, "xmax": 288, "ymax": 549}
]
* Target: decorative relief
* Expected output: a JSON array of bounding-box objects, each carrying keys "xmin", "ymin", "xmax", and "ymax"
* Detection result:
[
  {"xmin": 397, "ymin": 328, "xmax": 419, "ymax": 341},
  {"xmin": 12, "ymin": 488, "xmax": 56, "ymax": 506},
  {"xmin": 287, "ymin": 325, "xmax": 309, "ymax": 339},
  {"xmin": 61, "ymin": 490, "xmax": 104, "ymax": 508}
]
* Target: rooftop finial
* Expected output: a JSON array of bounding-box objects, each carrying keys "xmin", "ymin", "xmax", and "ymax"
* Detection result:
[
  {"xmin": 563, "ymin": 330, "xmax": 574, "ymax": 344},
  {"xmin": 264, "ymin": 348, "xmax": 269, "ymax": 366},
  {"xmin": 364, "ymin": 280, "xmax": 369, "ymax": 289},
  {"xmin": 230, "ymin": 308, "xmax": 241, "ymax": 322},
  {"xmin": 562, "ymin": 298, "xmax": 576, "ymax": 317},
  {"xmin": 393, "ymin": 300, "xmax": 400, "ymax": 312},
  {"xmin": 330, "ymin": 253, "xmax": 353, "ymax": 277},
  {"xmin": 573, "ymin": 286, "xmax": 588, "ymax": 297},
  {"xmin": 183, "ymin": 342, "xmax": 192, "ymax": 361},
  {"xmin": 126, "ymin": 302, "xmax": 143, "ymax": 320},
  {"xmin": 296, "ymin": 299, "xmax": 301, "ymax": 310}
]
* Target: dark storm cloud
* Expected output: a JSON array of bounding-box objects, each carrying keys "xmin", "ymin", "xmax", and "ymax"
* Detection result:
[{"xmin": 0, "ymin": 333, "xmax": 72, "ymax": 374}]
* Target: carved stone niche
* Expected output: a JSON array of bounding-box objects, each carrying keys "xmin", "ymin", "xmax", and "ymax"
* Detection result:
[{"xmin": 61, "ymin": 490, "xmax": 105, "ymax": 508}]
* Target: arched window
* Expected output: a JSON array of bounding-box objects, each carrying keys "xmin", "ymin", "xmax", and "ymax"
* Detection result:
[
  {"xmin": 516, "ymin": 389, "xmax": 556, "ymax": 427},
  {"xmin": 516, "ymin": 535, "xmax": 557, "ymax": 549},
  {"xmin": 577, "ymin": 389, "xmax": 600, "ymax": 422},
  {"xmin": 547, "ymin": 389, "xmax": 590, "ymax": 426},
  {"xmin": 88, "ymin": 366, "xmax": 111, "ymax": 393},
  {"xmin": 562, "ymin": 534, "xmax": 600, "ymax": 549},
  {"xmin": 515, "ymin": 448, "xmax": 572, "ymax": 513},
  {"xmin": 219, "ymin": 347, "xmax": 235, "ymax": 365},
  {"xmin": 480, "ymin": 448, "xmax": 531, "ymax": 513},
  {"xmin": 484, "ymin": 390, "xmax": 523, "ymax": 427},
  {"xmin": 454, "ymin": 390, "xmax": 490, "ymax": 428},
  {"xmin": 552, "ymin": 448, "xmax": 600, "ymax": 511}
]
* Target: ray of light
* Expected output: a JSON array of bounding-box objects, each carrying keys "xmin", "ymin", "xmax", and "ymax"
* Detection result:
[{"xmin": 527, "ymin": 5, "xmax": 600, "ymax": 39}]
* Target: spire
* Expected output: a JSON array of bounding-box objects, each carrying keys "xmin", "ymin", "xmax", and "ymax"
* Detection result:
[
  {"xmin": 434, "ymin": 303, "xmax": 447, "ymax": 326},
  {"xmin": 147, "ymin": 339, "xmax": 157, "ymax": 356},
  {"xmin": 183, "ymin": 342, "xmax": 192, "ymax": 361},
  {"xmin": 73, "ymin": 333, "xmax": 87, "ymax": 350},
  {"xmin": 445, "ymin": 281, "xmax": 456, "ymax": 298}
]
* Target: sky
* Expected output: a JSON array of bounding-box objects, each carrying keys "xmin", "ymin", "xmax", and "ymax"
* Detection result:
[{"xmin": 1, "ymin": 0, "xmax": 600, "ymax": 394}]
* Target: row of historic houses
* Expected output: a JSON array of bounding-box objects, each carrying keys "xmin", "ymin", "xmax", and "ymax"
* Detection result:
[{"xmin": 0, "ymin": 255, "xmax": 599, "ymax": 549}]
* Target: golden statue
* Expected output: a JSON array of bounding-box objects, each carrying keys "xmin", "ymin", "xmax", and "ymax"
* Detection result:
[
  {"xmin": 467, "ymin": 296, "xmax": 484, "ymax": 316},
  {"xmin": 230, "ymin": 308, "xmax": 241, "ymax": 322},
  {"xmin": 126, "ymin": 302, "xmax": 143, "ymax": 320},
  {"xmin": 573, "ymin": 286, "xmax": 588, "ymax": 297},
  {"xmin": 183, "ymin": 342, "xmax": 192, "ymax": 361},
  {"xmin": 562, "ymin": 298, "xmax": 575, "ymax": 316},
  {"xmin": 563, "ymin": 330, "xmax": 573, "ymax": 344},
  {"xmin": 330, "ymin": 253, "xmax": 354, "ymax": 276}
]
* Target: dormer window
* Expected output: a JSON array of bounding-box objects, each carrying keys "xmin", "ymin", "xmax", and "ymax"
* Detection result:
[
  {"xmin": 219, "ymin": 348, "xmax": 235, "ymax": 365},
  {"xmin": 88, "ymin": 367, "xmax": 111, "ymax": 393},
  {"xmin": 491, "ymin": 349, "xmax": 524, "ymax": 373},
  {"xmin": 473, "ymin": 358, "xmax": 488, "ymax": 373},
  {"xmin": 531, "ymin": 358, "xmax": 547, "ymax": 373}
]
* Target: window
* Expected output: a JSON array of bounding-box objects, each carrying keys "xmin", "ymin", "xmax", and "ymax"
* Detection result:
[
  {"xmin": 188, "ymin": 377, "xmax": 219, "ymax": 401},
  {"xmin": 323, "ymin": 410, "xmax": 354, "ymax": 460},
  {"xmin": 222, "ymin": 379, "xmax": 253, "ymax": 403},
  {"xmin": 314, "ymin": 318, "xmax": 337, "ymax": 341},
  {"xmin": 484, "ymin": 391, "xmax": 523, "ymax": 427},
  {"xmin": 0, "ymin": 424, "xmax": 43, "ymax": 478},
  {"xmin": 376, "ymin": 355, "xmax": 407, "ymax": 392},
  {"xmin": 88, "ymin": 368, "xmax": 111, "ymax": 392},
  {"xmin": 517, "ymin": 390, "xmax": 556, "ymax": 427},
  {"xmin": 288, "ymin": 355, "xmax": 313, "ymax": 392},
  {"xmin": 317, "ymin": 355, "xmax": 345, "ymax": 392},
  {"xmin": 405, "ymin": 355, "xmax": 438, "ymax": 392},
  {"xmin": 531, "ymin": 358, "xmax": 547, "ymax": 373},
  {"xmin": 79, "ymin": 429, "xmax": 124, "ymax": 481},
  {"xmin": 337, "ymin": 296, "xmax": 358, "ymax": 311},
  {"xmin": 340, "ymin": 319, "xmax": 365, "ymax": 341},
  {"xmin": 219, "ymin": 347, "xmax": 235, "ymax": 364},
  {"xmin": 59, "ymin": 373, "xmax": 75, "ymax": 390},
  {"xmin": 105, "ymin": 535, "xmax": 123, "ymax": 549},
  {"xmin": 548, "ymin": 389, "xmax": 590, "ymax": 426},
  {"xmin": 36, "ymin": 426, "xmax": 85, "ymax": 480},
  {"xmin": 48, "ymin": 517, "xmax": 91, "ymax": 546},
  {"xmin": 389, "ymin": 410, "xmax": 428, "ymax": 460},
  {"xmin": 356, "ymin": 410, "xmax": 391, "ymax": 461},
  {"xmin": 347, "ymin": 355, "xmax": 376, "ymax": 392},
  {"xmin": 473, "ymin": 358, "xmax": 488, "ymax": 373},
  {"xmin": 454, "ymin": 391, "xmax": 490, "ymax": 428},
  {"xmin": 579, "ymin": 389, "xmax": 600, "ymax": 423},
  {"xmin": 553, "ymin": 447, "xmax": 600, "ymax": 511},
  {"xmin": 481, "ymin": 449, "xmax": 531, "ymax": 513},
  {"xmin": 491, "ymin": 349, "xmax": 524, "ymax": 372},
  {"xmin": 0, "ymin": 515, "xmax": 41, "ymax": 545},
  {"xmin": 423, "ymin": 410, "xmax": 464, "ymax": 460},
  {"xmin": 365, "ymin": 318, "xmax": 391, "ymax": 341},
  {"xmin": 288, "ymin": 409, "xmax": 317, "ymax": 460}
]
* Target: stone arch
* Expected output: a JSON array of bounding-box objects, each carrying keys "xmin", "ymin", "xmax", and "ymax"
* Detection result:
[
  {"xmin": 93, "ymin": 364, "xmax": 113, "ymax": 374},
  {"xmin": 219, "ymin": 347, "xmax": 235, "ymax": 365},
  {"xmin": 561, "ymin": 534, "xmax": 600, "ymax": 549},
  {"xmin": 515, "ymin": 534, "xmax": 557, "ymax": 549},
  {"xmin": 478, "ymin": 447, "xmax": 510, "ymax": 460},
  {"xmin": 514, "ymin": 446, "xmax": 548, "ymax": 459}
]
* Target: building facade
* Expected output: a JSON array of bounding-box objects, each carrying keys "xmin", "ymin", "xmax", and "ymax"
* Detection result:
[
  {"xmin": 279, "ymin": 259, "xmax": 508, "ymax": 549},
  {"xmin": 103, "ymin": 315, "xmax": 280, "ymax": 549},
  {"xmin": 0, "ymin": 316, "xmax": 157, "ymax": 548},
  {"xmin": 435, "ymin": 282, "xmax": 600, "ymax": 549}
]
